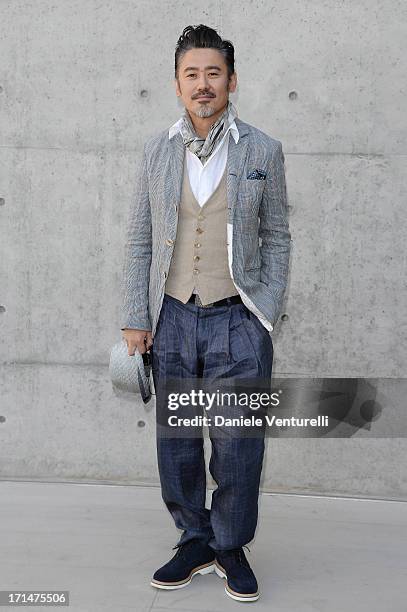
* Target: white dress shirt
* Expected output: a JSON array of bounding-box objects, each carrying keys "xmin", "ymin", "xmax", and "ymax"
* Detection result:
[{"xmin": 168, "ymin": 117, "xmax": 239, "ymax": 206}]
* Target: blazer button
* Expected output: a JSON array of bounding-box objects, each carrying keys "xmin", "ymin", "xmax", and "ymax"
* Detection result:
[
  {"xmin": 196, "ymin": 227, "xmax": 204, "ymax": 234},
  {"xmin": 193, "ymin": 255, "xmax": 200, "ymax": 261},
  {"xmin": 165, "ymin": 238, "xmax": 174, "ymax": 246},
  {"xmin": 193, "ymin": 268, "xmax": 200, "ymax": 274},
  {"xmin": 194, "ymin": 242, "xmax": 201, "ymax": 248}
]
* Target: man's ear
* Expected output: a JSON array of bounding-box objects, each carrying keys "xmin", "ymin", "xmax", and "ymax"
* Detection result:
[
  {"xmin": 174, "ymin": 77, "xmax": 181, "ymax": 97},
  {"xmin": 228, "ymin": 72, "xmax": 237, "ymax": 94}
]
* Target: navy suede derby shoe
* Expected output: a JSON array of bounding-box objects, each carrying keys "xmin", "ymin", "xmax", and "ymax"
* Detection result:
[
  {"xmin": 150, "ymin": 538, "xmax": 215, "ymax": 590},
  {"xmin": 214, "ymin": 546, "xmax": 259, "ymax": 602}
]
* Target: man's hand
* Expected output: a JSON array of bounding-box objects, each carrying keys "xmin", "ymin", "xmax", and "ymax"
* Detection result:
[{"xmin": 122, "ymin": 328, "xmax": 153, "ymax": 356}]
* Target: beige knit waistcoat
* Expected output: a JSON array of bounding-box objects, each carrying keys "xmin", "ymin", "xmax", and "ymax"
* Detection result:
[{"xmin": 164, "ymin": 157, "xmax": 239, "ymax": 305}]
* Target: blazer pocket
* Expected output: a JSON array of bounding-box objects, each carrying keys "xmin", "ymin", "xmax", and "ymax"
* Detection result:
[
  {"xmin": 239, "ymin": 176, "xmax": 265, "ymax": 210},
  {"xmin": 246, "ymin": 169, "xmax": 267, "ymax": 180}
]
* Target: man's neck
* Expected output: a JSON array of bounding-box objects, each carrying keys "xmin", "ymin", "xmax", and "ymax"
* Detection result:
[{"xmin": 187, "ymin": 102, "xmax": 228, "ymax": 138}]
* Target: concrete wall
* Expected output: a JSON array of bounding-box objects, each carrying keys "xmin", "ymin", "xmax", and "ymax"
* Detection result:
[{"xmin": 1, "ymin": 1, "xmax": 406, "ymax": 498}]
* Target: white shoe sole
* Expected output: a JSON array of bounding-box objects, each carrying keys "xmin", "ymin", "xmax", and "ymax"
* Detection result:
[
  {"xmin": 215, "ymin": 563, "xmax": 260, "ymax": 602},
  {"xmin": 150, "ymin": 561, "xmax": 215, "ymax": 590}
]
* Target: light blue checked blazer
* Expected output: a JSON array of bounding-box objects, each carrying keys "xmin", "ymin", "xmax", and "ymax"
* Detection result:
[{"xmin": 120, "ymin": 116, "xmax": 292, "ymax": 337}]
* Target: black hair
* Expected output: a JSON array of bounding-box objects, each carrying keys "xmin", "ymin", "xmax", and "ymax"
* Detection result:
[{"xmin": 175, "ymin": 24, "xmax": 235, "ymax": 80}]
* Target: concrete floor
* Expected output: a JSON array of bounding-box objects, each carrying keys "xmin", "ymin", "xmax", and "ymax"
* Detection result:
[{"xmin": 0, "ymin": 481, "xmax": 406, "ymax": 612}]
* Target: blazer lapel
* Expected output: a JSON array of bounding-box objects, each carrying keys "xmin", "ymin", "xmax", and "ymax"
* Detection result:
[
  {"xmin": 226, "ymin": 117, "xmax": 249, "ymax": 222},
  {"xmin": 168, "ymin": 131, "xmax": 185, "ymax": 213}
]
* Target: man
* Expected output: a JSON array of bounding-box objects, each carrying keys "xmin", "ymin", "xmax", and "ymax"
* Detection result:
[{"xmin": 121, "ymin": 24, "xmax": 291, "ymax": 602}]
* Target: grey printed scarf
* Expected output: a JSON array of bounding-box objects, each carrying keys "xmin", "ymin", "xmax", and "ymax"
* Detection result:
[{"xmin": 179, "ymin": 100, "xmax": 238, "ymax": 165}]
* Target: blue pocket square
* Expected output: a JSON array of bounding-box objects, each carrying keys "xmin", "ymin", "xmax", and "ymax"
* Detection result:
[{"xmin": 247, "ymin": 169, "xmax": 267, "ymax": 180}]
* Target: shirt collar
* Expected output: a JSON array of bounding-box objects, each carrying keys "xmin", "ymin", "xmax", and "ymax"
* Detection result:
[{"xmin": 168, "ymin": 116, "xmax": 239, "ymax": 144}]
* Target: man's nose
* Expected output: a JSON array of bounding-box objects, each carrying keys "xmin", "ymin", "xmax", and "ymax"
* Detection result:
[{"xmin": 196, "ymin": 72, "xmax": 209, "ymax": 91}]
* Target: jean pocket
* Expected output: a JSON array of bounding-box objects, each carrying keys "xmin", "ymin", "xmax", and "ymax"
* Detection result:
[
  {"xmin": 235, "ymin": 307, "xmax": 263, "ymax": 365},
  {"xmin": 242, "ymin": 307, "xmax": 273, "ymax": 357}
]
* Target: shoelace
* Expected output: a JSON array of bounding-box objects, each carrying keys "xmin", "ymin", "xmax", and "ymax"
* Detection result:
[
  {"xmin": 218, "ymin": 544, "xmax": 251, "ymax": 567},
  {"xmin": 171, "ymin": 538, "xmax": 201, "ymax": 560}
]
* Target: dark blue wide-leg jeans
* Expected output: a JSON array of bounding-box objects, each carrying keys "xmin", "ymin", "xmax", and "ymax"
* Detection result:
[{"xmin": 150, "ymin": 293, "xmax": 273, "ymax": 553}]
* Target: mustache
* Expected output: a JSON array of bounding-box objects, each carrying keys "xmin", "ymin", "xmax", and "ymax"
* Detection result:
[{"xmin": 193, "ymin": 93, "xmax": 215, "ymax": 99}]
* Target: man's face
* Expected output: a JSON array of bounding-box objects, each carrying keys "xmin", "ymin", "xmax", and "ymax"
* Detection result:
[{"xmin": 175, "ymin": 47, "xmax": 237, "ymax": 120}]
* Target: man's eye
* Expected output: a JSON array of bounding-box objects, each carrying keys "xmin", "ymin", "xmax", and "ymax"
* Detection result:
[{"xmin": 186, "ymin": 73, "xmax": 219, "ymax": 77}]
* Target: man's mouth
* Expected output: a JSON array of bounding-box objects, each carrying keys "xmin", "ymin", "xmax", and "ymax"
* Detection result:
[{"xmin": 195, "ymin": 95, "xmax": 214, "ymax": 100}]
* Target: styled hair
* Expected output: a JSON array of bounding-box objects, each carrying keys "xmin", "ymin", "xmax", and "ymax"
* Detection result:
[{"xmin": 175, "ymin": 24, "xmax": 235, "ymax": 80}]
